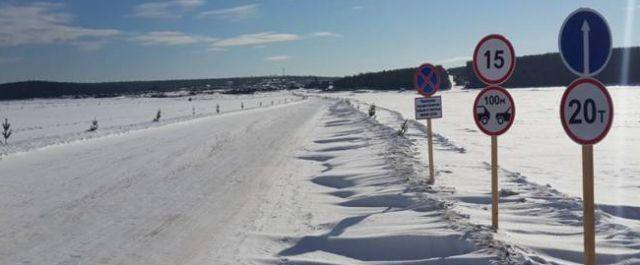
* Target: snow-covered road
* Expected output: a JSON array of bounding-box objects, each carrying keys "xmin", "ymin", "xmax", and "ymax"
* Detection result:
[
  {"xmin": 0, "ymin": 99, "xmax": 325, "ymax": 264},
  {"xmin": 7, "ymin": 92, "xmax": 635, "ymax": 264}
]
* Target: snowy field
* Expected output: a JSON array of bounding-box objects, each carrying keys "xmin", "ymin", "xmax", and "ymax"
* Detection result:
[
  {"xmin": 0, "ymin": 88, "xmax": 639, "ymax": 264},
  {"xmin": 327, "ymin": 86, "xmax": 640, "ymax": 207},
  {"xmin": 0, "ymin": 91, "xmax": 300, "ymax": 156},
  {"xmin": 326, "ymin": 86, "xmax": 640, "ymax": 264}
]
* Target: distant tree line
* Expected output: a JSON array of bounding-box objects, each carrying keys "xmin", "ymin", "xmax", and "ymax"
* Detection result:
[
  {"xmin": 451, "ymin": 46, "xmax": 640, "ymax": 88},
  {"xmin": 332, "ymin": 66, "xmax": 452, "ymax": 91},
  {"xmin": 3, "ymin": 47, "xmax": 638, "ymax": 100},
  {"xmin": 0, "ymin": 76, "xmax": 334, "ymax": 100}
]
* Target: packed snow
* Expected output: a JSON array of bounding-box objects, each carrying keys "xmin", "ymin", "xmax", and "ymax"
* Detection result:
[
  {"xmin": 0, "ymin": 92, "xmax": 300, "ymax": 156},
  {"xmin": 327, "ymin": 86, "xmax": 640, "ymax": 264},
  {"xmin": 0, "ymin": 88, "xmax": 639, "ymax": 264}
]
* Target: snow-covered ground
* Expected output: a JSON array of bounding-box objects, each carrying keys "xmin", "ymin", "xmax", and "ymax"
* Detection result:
[
  {"xmin": 1, "ymin": 88, "xmax": 639, "ymax": 264},
  {"xmin": 326, "ymin": 86, "xmax": 640, "ymax": 264},
  {"xmin": 0, "ymin": 94, "xmax": 516, "ymax": 265},
  {"xmin": 0, "ymin": 91, "xmax": 300, "ymax": 156}
]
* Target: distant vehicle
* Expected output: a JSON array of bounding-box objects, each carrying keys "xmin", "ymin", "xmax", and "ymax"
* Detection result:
[
  {"xmin": 476, "ymin": 106, "xmax": 490, "ymax": 125},
  {"xmin": 496, "ymin": 107, "xmax": 512, "ymax": 125}
]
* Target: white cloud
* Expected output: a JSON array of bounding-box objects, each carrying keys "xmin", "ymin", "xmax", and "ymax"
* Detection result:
[
  {"xmin": 72, "ymin": 40, "xmax": 107, "ymax": 51},
  {"xmin": 132, "ymin": 0, "xmax": 205, "ymax": 18},
  {"xmin": 0, "ymin": 56, "xmax": 22, "ymax": 64},
  {"xmin": 264, "ymin": 55, "xmax": 290, "ymax": 61},
  {"xmin": 199, "ymin": 4, "xmax": 258, "ymax": 21},
  {"xmin": 213, "ymin": 32, "xmax": 299, "ymax": 47},
  {"xmin": 312, "ymin": 31, "xmax": 341, "ymax": 37},
  {"xmin": 207, "ymin": 46, "xmax": 227, "ymax": 52},
  {"xmin": 435, "ymin": 56, "xmax": 471, "ymax": 66},
  {"xmin": 132, "ymin": 31, "xmax": 216, "ymax": 46},
  {"xmin": 0, "ymin": 3, "xmax": 120, "ymax": 48}
]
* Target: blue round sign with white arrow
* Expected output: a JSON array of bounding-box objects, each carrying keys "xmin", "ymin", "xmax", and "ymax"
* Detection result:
[{"xmin": 559, "ymin": 8, "xmax": 612, "ymax": 77}]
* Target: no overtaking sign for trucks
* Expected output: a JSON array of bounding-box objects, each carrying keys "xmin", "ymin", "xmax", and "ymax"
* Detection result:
[{"xmin": 473, "ymin": 86, "xmax": 515, "ymax": 136}]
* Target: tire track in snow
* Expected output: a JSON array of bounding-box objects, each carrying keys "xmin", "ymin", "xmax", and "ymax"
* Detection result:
[
  {"xmin": 270, "ymin": 99, "xmax": 525, "ymax": 264},
  {"xmin": 0, "ymin": 99, "xmax": 326, "ymax": 265}
]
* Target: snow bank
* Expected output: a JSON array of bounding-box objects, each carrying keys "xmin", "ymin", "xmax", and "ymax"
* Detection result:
[
  {"xmin": 269, "ymin": 100, "xmax": 526, "ymax": 264},
  {"xmin": 326, "ymin": 90, "xmax": 640, "ymax": 264}
]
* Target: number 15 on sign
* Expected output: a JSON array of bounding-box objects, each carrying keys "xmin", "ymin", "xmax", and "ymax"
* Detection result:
[{"xmin": 473, "ymin": 34, "xmax": 516, "ymax": 86}]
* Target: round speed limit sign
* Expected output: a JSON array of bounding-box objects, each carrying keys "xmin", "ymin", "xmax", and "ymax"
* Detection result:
[
  {"xmin": 473, "ymin": 34, "xmax": 516, "ymax": 85},
  {"xmin": 473, "ymin": 86, "xmax": 515, "ymax": 136},
  {"xmin": 560, "ymin": 78, "xmax": 613, "ymax": 145}
]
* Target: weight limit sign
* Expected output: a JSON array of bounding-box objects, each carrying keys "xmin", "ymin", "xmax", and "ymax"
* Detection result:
[{"xmin": 560, "ymin": 77, "xmax": 613, "ymax": 145}]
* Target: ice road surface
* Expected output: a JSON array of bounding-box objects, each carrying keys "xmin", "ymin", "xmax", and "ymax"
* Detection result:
[{"xmin": 1, "ymin": 89, "xmax": 640, "ymax": 264}]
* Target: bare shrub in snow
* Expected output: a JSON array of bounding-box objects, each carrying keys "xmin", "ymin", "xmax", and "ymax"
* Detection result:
[
  {"xmin": 2, "ymin": 118, "xmax": 11, "ymax": 144},
  {"xmin": 216, "ymin": 104, "xmax": 220, "ymax": 114},
  {"xmin": 153, "ymin": 109, "xmax": 161, "ymax": 122},
  {"xmin": 397, "ymin": 119, "xmax": 409, "ymax": 136},
  {"xmin": 87, "ymin": 119, "xmax": 98, "ymax": 132}
]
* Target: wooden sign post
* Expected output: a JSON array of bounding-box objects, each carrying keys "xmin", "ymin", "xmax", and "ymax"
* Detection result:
[
  {"xmin": 582, "ymin": 145, "xmax": 595, "ymax": 264},
  {"xmin": 427, "ymin": 119, "xmax": 435, "ymax": 183},
  {"xmin": 491, "ymin": 135, "xmax": 498, "ymax": 228},
  {"xmin": 414, "ymin": 96, "xmax": 442, "ymax": 184},
  {"xmin": 560, "ymin": 78, "xmax": 613, "ymax": 264},
  {"xmin": 413, "ymin": 64, "xmax": 442, "ymax": 184},
  {"xmin": 559, "ymin": 8, "xmax": 613, "ymax": 264},
  {"xmin": 472, "ymin": 87, "xmax": 515, "ymax": 229},
  {"xmin": 472, "ymin": 34, "xmax": 516, "ymax": 230}
]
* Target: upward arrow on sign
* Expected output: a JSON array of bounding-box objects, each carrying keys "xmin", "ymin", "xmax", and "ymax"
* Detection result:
[
  {"xmin": 559, "ymin": 8, "xmax": 611, "ymax": 77},
  {"xmin": 581, "ymin": 20, "xmax": 590, "ymax": 75}
]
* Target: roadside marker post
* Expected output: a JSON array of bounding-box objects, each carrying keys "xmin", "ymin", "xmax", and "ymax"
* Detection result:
[
  {"xmin": 414, "ymin": 63, "xmax": 441, "ymax": 184},
  {"xmin": 559, "ymin": 8, "xmax": 613, "ymax": 264},
  {"xmin": 472, "ymin": 34, "xmax": 516, "ymax": 230}
]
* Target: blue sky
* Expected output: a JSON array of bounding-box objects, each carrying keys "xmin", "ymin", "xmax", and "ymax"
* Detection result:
[{"xmin": 0, "ymin": 0, "xmax": 637, "ymax": 83}]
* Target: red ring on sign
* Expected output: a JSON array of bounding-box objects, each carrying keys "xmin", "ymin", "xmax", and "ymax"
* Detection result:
[
  {"xmin": 414, "ymin": 63, "xmax": 440, "ymax": 98},
  {"xmin": 472, "ymin": 34, "xmax": 516, "ymax": 86},
  {"xmin": 560, "ymin": 77, "xmax": 614, "ymax": 145},
  {"xmin": 472, "ymin": 86, "xmax": 516, "ymax": 136}
]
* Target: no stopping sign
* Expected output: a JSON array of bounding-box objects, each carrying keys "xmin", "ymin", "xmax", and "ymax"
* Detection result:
[
  {"xmin": 414, "ymin": 63, "xmax": 441, "ymax": 97},
  {"xmin": 560, "ymin": 78, "xmax": 613, "ymax": 145},
  {"xmin": 473, "ymin": 86, "xmax": 515, "ymax": 136}
]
